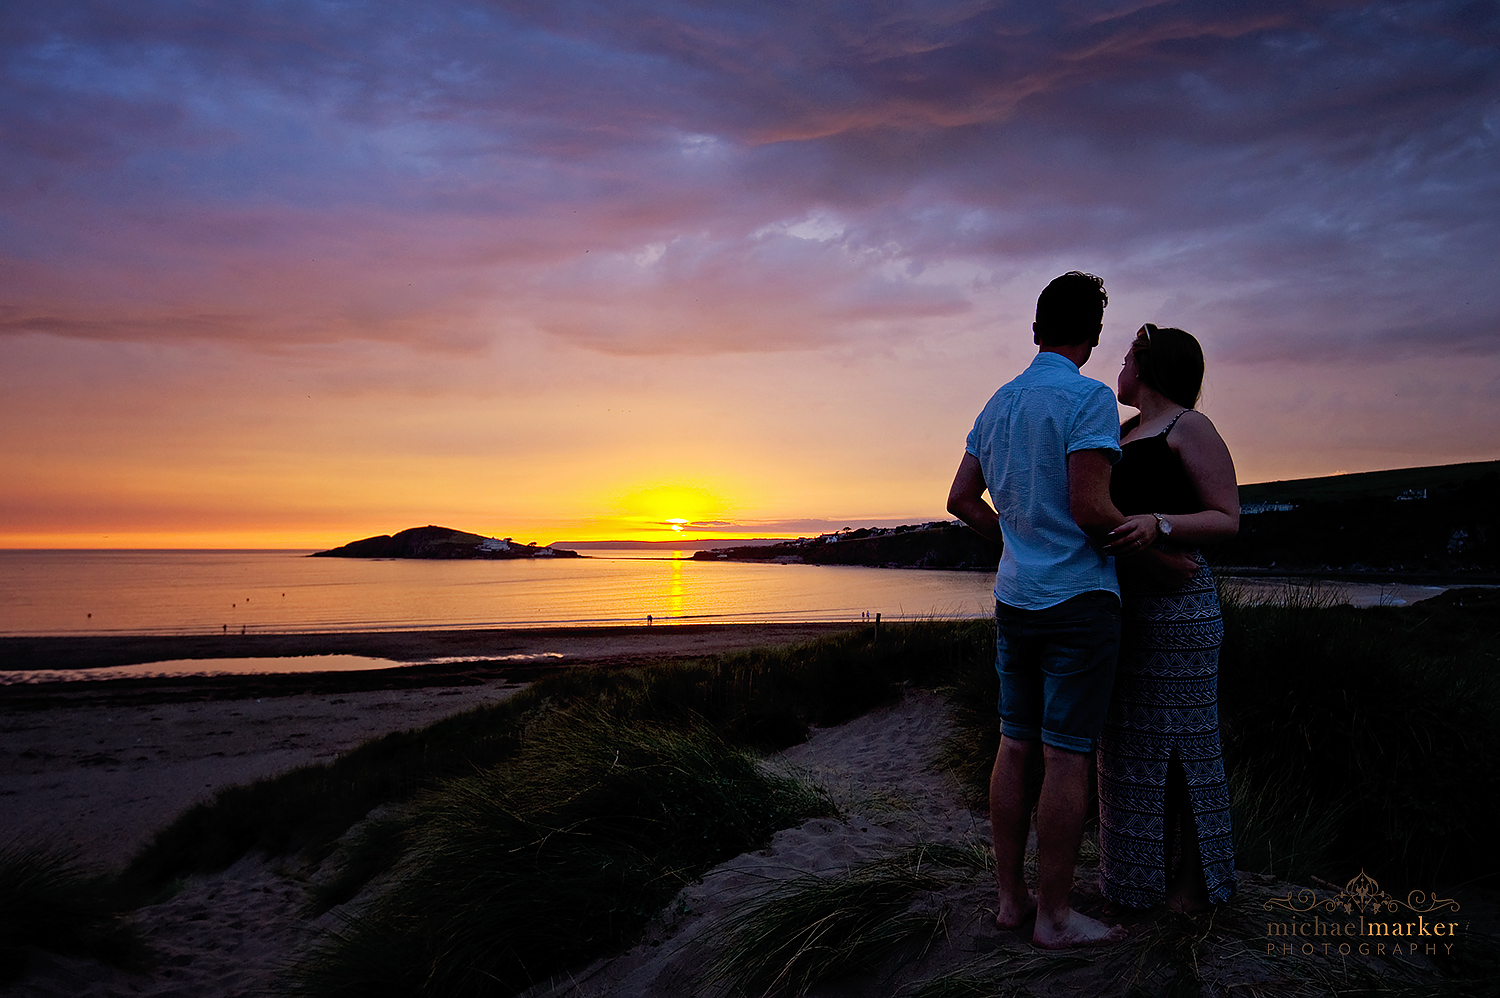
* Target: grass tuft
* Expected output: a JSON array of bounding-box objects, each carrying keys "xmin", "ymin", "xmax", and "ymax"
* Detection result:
[
  {"xmin": 1225, "ymin": 762, "xmax": 1346, "ymax": 885},
  {"xmin": 282, "ymin": 709, "xmax": 831, "ymax": 998},
  {"xmin": 1108, "ymin": 883, "xmax": 1500, "ymax": 998},
  {"xmin": 708, "ymin": 845, "xmax": 975, "ymax": 998},
  {"xmin": 899, "ymin": 963, "xmax": 1030, "ymax": 998},
  {"xmin": 1218, "ymin": 585, "xmax": 1500, "ymax": 889},
  {"xmin": 899, "ymin": 951, "xmax": 1094, "ymax": 998},
  {"xmin": 0, "ymin": 843, "xmax": 149, "ymax": 983}
]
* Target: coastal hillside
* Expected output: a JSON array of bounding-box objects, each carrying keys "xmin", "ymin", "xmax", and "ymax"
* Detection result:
[
  {"xmin": 692, "ymin": 521, "xmax": 1000, "ymax": 569},
  {"xmin": 693, "ymin": 460, "xmax": 1499, "ymax": 577},
  {"xmin": 312, "ymin": 525, "xmax": 580, "ymax": 560},
  {"xmin": 1237, "ymin": 459, "xmax": 1500, "ymax": 506},
  {"xmin": 1221, "ymin": 460, "xmax": 1498, "ymax": 574}
]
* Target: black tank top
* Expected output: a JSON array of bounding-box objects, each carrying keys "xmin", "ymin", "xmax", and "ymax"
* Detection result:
[{"xmin": 1110, "ymin": 410, "xmax": 1200, "ymax": 514}]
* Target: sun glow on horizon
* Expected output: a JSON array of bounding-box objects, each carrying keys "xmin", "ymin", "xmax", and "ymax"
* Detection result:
[
  {"xmin": 0, "ymin": 519, "xmax": 811, "ymax": 550},
  {"xmin": 602, "ymin": 483, "xmax": 736, "ymax": 540}
]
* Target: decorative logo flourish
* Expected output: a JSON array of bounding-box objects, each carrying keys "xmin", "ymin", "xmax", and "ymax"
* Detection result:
[{"xmin": 1264, "ymin": 871, "xmax": 1459, "ymax": 915}]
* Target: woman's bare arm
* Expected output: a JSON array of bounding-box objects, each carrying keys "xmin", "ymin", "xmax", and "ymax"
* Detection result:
[{"xmin": 1105, "ymin": 411, "xmax": 1238, "ymax": 552}]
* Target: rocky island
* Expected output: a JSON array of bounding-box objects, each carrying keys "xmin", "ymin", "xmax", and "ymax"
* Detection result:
[{"xmin": 312, "ymin": 525, "xmax": 581, "ymax": 560}]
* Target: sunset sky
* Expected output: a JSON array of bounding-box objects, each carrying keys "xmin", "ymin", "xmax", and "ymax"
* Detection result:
[{"xmin": 3, "ymin": 1, "xmax": 1497, "ymax": 547}]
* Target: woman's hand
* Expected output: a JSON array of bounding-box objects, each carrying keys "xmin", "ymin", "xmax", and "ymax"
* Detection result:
[{"xmin": 1104, "ymin": 513, "xmax": 1159, "ymax": 554}]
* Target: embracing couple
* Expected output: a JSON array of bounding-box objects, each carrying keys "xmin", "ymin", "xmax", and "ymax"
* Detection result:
[{"xmin": 947, "ymin": 271, "xmax": 1239, "ymax": 949}]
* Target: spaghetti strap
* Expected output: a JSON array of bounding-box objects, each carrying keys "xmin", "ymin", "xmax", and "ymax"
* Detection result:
[{"xmin": 1161, "ymin": 408, "xmax": 1191, "ymax": 437}]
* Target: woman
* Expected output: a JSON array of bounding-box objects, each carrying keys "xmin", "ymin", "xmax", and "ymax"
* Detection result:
[{"xmin": 1098, "ymin": 323, "xmax": 1239, "ymax": 911}]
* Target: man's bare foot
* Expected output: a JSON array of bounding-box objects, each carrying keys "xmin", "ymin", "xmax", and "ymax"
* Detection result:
[
  {"xmin": 1033, "ymin": 908, "xmax": 1128, "ymax": 949},
  {"xmin": 994, "ymin": 890, "xmax": 1038, "ymax": 930}
]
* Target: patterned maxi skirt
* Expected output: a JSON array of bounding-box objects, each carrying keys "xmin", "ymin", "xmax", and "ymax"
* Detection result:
[{"xmin": 1097, "ymin": 558, "xmax": 1235, "ymax": 907}]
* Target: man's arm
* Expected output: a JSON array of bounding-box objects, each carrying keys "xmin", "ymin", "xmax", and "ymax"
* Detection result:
[
  {"xmin": 1069, "ymin": 448, "xmax": 1198, "ymax": 587},
  {"xmin": 1066, "ymin": 449, "xmax": 1121, "ymax": 540},
  {"xmin": 946, "ymin": 452, "xmax": 1003, "ymax": 545}
]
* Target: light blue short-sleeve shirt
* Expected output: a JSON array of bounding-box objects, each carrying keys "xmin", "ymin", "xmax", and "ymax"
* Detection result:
[{"xmin": 964, "ymin": 351, "xmax": 1122, "ymax": 609}]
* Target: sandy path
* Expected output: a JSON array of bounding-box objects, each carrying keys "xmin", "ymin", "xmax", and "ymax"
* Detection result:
[{"xmin": 520, "ymin": 689, "xmax": 986, "ymax": 998}]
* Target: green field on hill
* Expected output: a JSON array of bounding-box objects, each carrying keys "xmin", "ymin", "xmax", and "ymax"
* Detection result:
[{"xmin": 1238, "ymin": 459, "xmax": 1500, "ymax": 505}]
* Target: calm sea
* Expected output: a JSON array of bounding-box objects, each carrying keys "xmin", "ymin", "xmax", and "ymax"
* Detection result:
[
  {"xmin": 0, "ymin": 549, "xmax": 999, "ymax": 637},
  {"xmin": 0, "ymin": 549, "xmax": 1469, "ymax": 642}
]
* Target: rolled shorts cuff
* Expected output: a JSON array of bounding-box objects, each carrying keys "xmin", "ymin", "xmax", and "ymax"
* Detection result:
[
  {"xmin": 999, "ymin": 719, "xmax": 1040, "ymax": 742},
  {"xmin": 1039, "ymin": 728, "xmax": 1097, "ymax": 753},
  {"xmin": 999, "ymin": 721, "xmax": 1097, "ymax": 753}
]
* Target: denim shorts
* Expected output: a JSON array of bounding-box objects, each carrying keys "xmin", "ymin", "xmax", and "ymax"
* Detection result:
[{"xmin": 995, "ymin": 590, "xmax": 1121, "ymax": 752}]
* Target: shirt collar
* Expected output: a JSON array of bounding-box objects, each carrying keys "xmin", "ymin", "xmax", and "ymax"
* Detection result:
[{"xmin": 1030, "ymin": 350, "xmax": 1081, "ymax": 373}]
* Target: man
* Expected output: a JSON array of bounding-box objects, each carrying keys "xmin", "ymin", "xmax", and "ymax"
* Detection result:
[{"xmin": 946, "ymin": 271, "xmax": 1132, "ymax": 949}]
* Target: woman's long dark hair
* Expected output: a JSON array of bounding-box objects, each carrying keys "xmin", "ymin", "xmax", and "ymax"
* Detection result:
[{"xmin": 1135, "ymin": 325, "xmax": 1204, "ymax": 409}]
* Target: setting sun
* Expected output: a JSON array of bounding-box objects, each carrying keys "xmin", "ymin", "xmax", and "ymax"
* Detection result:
[{"xmin": 602, "ymin": 484, "xmax": 735, "ymax": 540}]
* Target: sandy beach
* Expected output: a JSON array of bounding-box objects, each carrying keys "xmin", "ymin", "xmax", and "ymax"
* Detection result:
[
  {"xmin": 0, "ymin": 624, "xmax": 861, "ymax": 867},
  {"xmin": 3, "ymin": 624, "xmax": 1494, "ymax": 998}
]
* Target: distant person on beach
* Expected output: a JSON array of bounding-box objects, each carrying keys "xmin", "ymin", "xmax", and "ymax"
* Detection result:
[
  {"xmin": 1097, "ymin": 324, "xmax": 1239, "ymax": 911},
  {"xmin": 948, "ymin": 271, "xmax": 1191, "ymax": 948}
]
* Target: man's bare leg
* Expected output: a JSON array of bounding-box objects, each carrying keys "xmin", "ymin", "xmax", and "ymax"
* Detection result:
[
  {"xmin": 1033, "ymin": 744, "xmax": 1127, "ymax": 949},
  {"xmin": 990, "ymin": 735, "xmax": 1038, "ymax": 928}
]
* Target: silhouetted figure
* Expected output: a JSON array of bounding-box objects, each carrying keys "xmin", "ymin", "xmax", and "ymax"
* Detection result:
[{"xmin": 947, "ymin": 272, "xmax": 1192, "ymax": 949}]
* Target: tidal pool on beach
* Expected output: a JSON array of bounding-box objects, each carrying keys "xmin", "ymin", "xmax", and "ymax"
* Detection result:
[
  {"xmin": 3, "ymin": 653, "xmax": 405, "ymax": 684},
  {"xmin": 2, "ymin": 651, "xmax": 571, "ymax": 684}
]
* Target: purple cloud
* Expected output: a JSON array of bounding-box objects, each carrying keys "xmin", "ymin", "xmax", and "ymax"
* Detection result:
[{"xmin": 0, "ymin": 0, "xmax": 1494, "ymax": 362}]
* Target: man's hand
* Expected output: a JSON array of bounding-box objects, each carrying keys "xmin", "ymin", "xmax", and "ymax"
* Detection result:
[{"xmin": 1103, "ymin": 514, "xmax": 1160, "ymax": 554}]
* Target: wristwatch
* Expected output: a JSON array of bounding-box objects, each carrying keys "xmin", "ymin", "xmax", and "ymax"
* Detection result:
[{"xmin": 1152, "ymin": 513, "xmax": 1172, "ymax": 538}]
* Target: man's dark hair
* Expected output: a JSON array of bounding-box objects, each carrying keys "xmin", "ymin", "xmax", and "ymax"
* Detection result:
[
  {"xmin": 1034, "ymin": 271, "xmax": 1108, "ymax": 346},
  {"xmin": 1135, "ymin": 325, "xmax": 1205, "ymax": 409}
]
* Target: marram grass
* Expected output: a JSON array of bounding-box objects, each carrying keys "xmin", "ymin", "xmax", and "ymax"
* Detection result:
[
  {"xmin": 281, "ymin": 709, "xmax": 832, "ymax": 998},
  {"xmin": 0, "ymin": 843, "xmax": 148, "ymax": 983},
  {"xmin": 1105, "ymin": 883, "xmax": 1500, "ymax": 998},
  {"xmin": 706, "ymin": 845, "xmax": 977, "ymax": 998},
  {"xmin": 1217, "ymin": 586, "xmax": 1500, "ymax": 889}
]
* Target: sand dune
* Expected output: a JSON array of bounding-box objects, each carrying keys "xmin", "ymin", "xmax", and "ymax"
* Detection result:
[
  {"xmin": 5, "ymin": 674, "xmax": 978, "ymax": 998},
  {"xmin": 4, "ymin": 626, "xmax": 1490, "ymax": 997}
]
